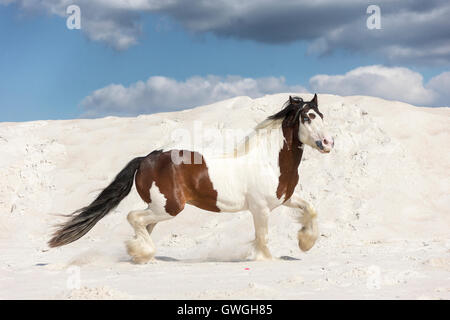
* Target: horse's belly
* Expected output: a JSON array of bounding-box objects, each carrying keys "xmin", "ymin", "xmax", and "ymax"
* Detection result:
[
  {"xmin": 205, "ymin": 157, "xmax": 282, "ymax": 212},
  {"xmin": 211, "ymin": 174, "xmax": 248, "ymax": 212},
  {"xmin": 204, "ymin": 158, "xmax": 248, "ymax": 212}
]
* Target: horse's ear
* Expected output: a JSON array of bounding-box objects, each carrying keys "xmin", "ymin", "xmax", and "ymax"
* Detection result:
[
  {"xmin": 289, "ymin": 96, "xmax": 294, "ymax": 104},
  {"xmin": 312, "ymin": 93, "xmax": 318, "ymax": 105}
]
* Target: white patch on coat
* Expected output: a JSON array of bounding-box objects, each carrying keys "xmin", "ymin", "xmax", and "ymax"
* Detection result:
[
  {"xmin": 205, "ymin": 119, "xmax": 286, "ymax": 212},
  {"xmin": 148, "ymin": 183, "xmax": 172, "ymax": 218},
  {"xmin": 126, "ymin": 184, "xmax": 174, "ymax": 263},
  {"xmin": 299, "ymin": 109, "xmax": 332, "ymax": 153}
]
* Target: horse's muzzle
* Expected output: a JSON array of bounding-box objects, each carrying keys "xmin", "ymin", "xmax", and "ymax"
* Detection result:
[
  {"xmin": 315, "ymin": 140, "xmax": 324, "ymax": 150},
  {"xmin": 316, "ymin": 138, "xmax": 333, "ymax": 153}
]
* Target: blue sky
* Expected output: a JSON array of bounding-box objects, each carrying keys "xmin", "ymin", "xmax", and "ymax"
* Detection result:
[{"xmin": 0, "ymin": 1, "xmax": 449, "ymax": 122}]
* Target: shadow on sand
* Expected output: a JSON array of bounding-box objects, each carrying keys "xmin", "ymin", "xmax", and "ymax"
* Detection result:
[{"xmin": 151, "ymin": 255, "xmax": 301, "ymax": 263}]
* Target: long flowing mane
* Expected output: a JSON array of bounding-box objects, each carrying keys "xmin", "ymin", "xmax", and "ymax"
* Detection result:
[{"xmin": 222, "ymin": 96, "xmax": 305, "ymax": 158}]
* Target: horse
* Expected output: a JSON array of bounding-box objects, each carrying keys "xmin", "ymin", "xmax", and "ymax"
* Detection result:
[{"xmin": 48, "ymin": 94, "xmax": 334, "ymax": 263}]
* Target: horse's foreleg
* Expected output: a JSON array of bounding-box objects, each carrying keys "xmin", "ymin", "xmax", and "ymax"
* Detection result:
[
  {"xmin": 283, "ymin": 195, "xmax": 319, "ymax": 252},
  {"xmin": 250, "ymin": 208, "xmax": 272, "ymax": 260},
  {"xmin": 126, "ymin": 208, "xmax": 173, "ymax": 264}
]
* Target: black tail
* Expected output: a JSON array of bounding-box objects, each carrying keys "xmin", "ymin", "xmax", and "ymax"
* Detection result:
[{"xmin": 48, "ymin": 157, "xmax": 144, "ymax": 247}]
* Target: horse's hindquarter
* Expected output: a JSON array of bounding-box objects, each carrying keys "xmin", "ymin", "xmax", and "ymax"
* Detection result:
[{"xmin": 135, "ymin": 150, "xmax": 222, "ymax": 214}]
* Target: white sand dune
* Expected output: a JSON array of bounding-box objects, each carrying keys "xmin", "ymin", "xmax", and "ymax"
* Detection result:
[{"xmin": 0, "ymin": 93, "xmax": 449, "ymax": 299}]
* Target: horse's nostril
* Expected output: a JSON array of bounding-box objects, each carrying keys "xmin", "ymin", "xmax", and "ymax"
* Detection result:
[
  {"xmin": 315, "ymin": 140, "xmax": 324, "ymax": 150},
  {"xmin": 323, "ymin": 138, "xmax": 334, "ymax": 147}
]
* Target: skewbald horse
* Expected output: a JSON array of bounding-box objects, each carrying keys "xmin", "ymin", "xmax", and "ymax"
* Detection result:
[{"xmin": 49, "ymin": 94, "xmax": 334, "ymax": 263}]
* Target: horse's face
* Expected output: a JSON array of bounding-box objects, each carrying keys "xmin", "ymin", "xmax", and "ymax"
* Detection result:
[{"xmin": 298, "ymin": 94, "xmax": 334, "ymax": 153}]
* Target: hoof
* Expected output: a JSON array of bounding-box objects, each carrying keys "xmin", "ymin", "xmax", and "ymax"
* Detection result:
[
  {"xmin": 255, "ymin": 252, "xmax": 273, "ymax": 261},
  {"xmin": 298, "ymin": 227, "xmax": 318, "ymax": 252},
  {"xmin": 253, "ymin": 245, "xmax": 273, "ymax": 261},
  {"xmin": 126, "ymin": 238, "xmax": 155, "ymax": 264}
]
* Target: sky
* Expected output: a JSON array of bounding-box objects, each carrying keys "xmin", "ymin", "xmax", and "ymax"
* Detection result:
[{"xmin": 0, "ymin": 0, "xmax": 449, "ymax": 122}]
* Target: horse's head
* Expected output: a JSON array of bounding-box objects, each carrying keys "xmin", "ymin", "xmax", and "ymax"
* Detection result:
[{"xmin": 290, "ymin": 94, "xmax": 334, "ymax": 153}]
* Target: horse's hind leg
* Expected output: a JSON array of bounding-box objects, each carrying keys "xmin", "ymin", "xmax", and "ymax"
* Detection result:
[
  {"xmin": 146, "ymin": 223, "xmax": 156, "ymax": 234},
  {"xmin": 126, "ymin": 208, "xmax": 173, "ymax": 264}
]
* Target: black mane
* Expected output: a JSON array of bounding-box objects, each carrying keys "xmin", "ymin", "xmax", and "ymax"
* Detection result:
[
  {"xmin": 267, "ymin": 96, "xmax": 306, "ymax": 125},
  {"xmin": 268, "ymin": 97, "xmax": 301, "ymax": 120}
]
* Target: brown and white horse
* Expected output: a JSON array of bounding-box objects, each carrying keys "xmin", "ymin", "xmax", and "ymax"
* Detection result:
[{"xmin": 49, "ymin": 94, "xmax": 334, "ymax": 263}]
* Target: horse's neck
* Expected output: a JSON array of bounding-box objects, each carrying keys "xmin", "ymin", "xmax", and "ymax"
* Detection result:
[
  {"xmin": 211, "ymin": 118, "xmax": 303, "ymax": 202},
  {"xmin": 249, "ymin": 119, "xmax": 303, "ymax": 169},
  {"xmin": 217, "ymin": 118, "xmax": 304, "ymax": 187},
  {"xmin": 275, "ymin": 118, "xmax": 304, "ymax": 200},
  {"xmin": 245, "ymin": 120, "xmax": 285, "ymax": 163}
]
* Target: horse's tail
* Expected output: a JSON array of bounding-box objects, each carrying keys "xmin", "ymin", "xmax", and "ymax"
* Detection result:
[{"xmin": 48, "ymin": 156, "xmax": 145, "ymax": 247}]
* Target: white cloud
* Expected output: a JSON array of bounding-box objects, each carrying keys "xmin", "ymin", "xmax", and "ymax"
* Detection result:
[
  {"xmin": 81, "ymin": 67, "xmax": 449, "ymax": 117},
  {"xmin": 426, "ymin": 71, "xmax": 450, "ymax": 106},
  {"xmin": 3, "ymin": 0, "xmax": 144, "ymax": 50},
  {"xmin": 310, "ymin": 65, "xmax": 440, "ymax": 106},
  {"xmin": 81, "ymin": 75, "xmax": 307, "ymax": 117}
]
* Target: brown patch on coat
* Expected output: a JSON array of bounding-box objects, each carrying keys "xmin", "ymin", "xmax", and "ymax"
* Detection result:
[
  {"xmin": 276, "ymin": 114, "xmax": 303, "ymax": 201},
  {"xmin": 135, "ymin": 150, "xmax": 220, "ymax": 216}
]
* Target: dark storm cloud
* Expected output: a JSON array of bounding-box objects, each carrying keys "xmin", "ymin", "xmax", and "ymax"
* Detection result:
[
  {"xmin": 153, "ymin": 0, "xmax": 450, "ymax": 64},
  {"xmin": 3, "ymin": 0, "xmax": 450, "ymax": 64},
  {"xmin": 156, "ymin": 1, "xmax": 363, "ymax": 43}
]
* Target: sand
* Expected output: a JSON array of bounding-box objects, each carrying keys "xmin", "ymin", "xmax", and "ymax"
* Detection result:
[{"xmin": 0, "ymin": 93, "xmax": 449, "ymax": 299}]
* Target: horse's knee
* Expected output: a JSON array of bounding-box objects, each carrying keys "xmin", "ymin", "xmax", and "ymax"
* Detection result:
[
  {"xmin": 127, "ymin": 210, "xmax": 145, "ymax": 228},
  {"xmin": 127, "ymin": 211, "xmax": 137, "ymax": 226}
]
